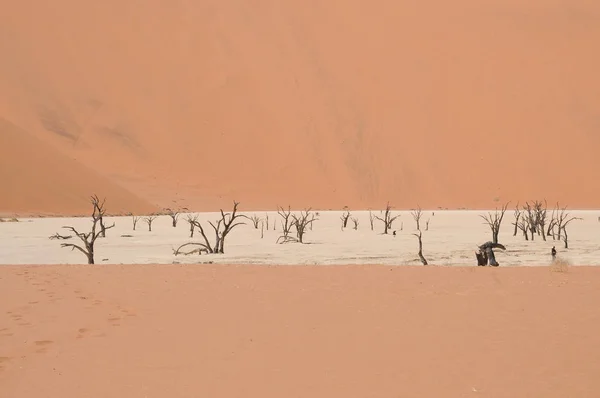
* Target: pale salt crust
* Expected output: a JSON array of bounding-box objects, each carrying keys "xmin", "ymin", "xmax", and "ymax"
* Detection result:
[{"xmin": 1, "ymin": 210, "xmax": 599, "ymax": 266}]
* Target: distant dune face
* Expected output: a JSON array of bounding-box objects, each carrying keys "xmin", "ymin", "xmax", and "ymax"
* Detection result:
[{"xmin": 1, "ymin": 1, "xmax": 600, "ymax": 215}]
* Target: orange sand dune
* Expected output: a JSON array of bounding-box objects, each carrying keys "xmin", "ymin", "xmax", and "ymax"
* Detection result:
[
  {"xmin": 1, "ymin": 264, "xmax": 600, "ymax": 397},
  {"xmin": 0, "ymin": 118, "xmax": 158, "ymax": 216},
  {"xmin": 1, "ymin": 1, "xmax": 600, "ymax": 214}
]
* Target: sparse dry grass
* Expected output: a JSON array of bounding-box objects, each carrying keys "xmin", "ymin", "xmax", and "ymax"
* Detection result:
[
  {"xmin": 0, "ymin": 218, "xmax": 19, "ymax": 223},
  {"xmin": 550, "ymin": 256, "xmax": 571, "ymax": 273}
]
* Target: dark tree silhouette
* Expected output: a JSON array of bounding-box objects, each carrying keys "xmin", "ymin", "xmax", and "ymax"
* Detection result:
[{"xmin": 480, "ymin": 202, "xmax": 509, "ymax": 244}]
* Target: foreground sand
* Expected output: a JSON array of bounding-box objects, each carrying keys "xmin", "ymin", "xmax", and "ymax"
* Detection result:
[{"xmin": 1, "ymin": 264, "xmax": 599, "ymax": 397}]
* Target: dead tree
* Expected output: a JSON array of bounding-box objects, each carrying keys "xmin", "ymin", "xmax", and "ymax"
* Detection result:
[
  {"xmin": 131, "ymin": 214, "xmax": 141, "ymax": 231},
  {"xmin": 91, "ymin": 195, "xmax": 109, "ymax": 238},
  {"xmin": 174, "ymin": 201, "xmax": 245, "ymax": 255},
  {"xmin": 411, "ymin": 206, "xmax": 423, "ymax": 231},
  {"xmin": 144, "ymin": 215, "xmax": 158, "ymax": 232},
  {"xmin": 369, "ymin": 211, "xmax": 375, "ymax": 231},
  {"xmin": 49, "ymin": 233, "xmax": 72, "ymax": 240},
  {"xmin": 277, "ymin": 206, "xmax": 295, "ymax": 238},
  {"xmin": 186, "ymin": 214, "xmax": 198, "ymax": 238},
  {"xmin": 425, "ymin": 218, "xmax": 430, "ymax": 231},
  {"xmin": 512, "ymin": 203, "xmax": 521, "ymax": 236},
  {"xmin": 522, "ymin": 202, "xmax": 537, "ymax": 240},
  {"xmin": 277, "ymin": 209, "xmax": 318, "ymax": 244},
  {"xmin": 265, "ymin": 213, "xmax": 270, "ymax": 230},
  {"xmin": 340, "ymin": 208, "xmax": 351, "ymax": 229},
  {"xmin": 374, "ymin": 202, "xmax": 399, "ymax": 234},
  {"xmin": 533, "ymin": 200, "xmax": 548, "ymax": 241},
  {"xmin": 242, "ymin": 214, "xmax": 262, "ymax": 229},
  {"xmin": 57, "ymin": 197, "xmax": 115, "ymax": 264},
  {"xmin": 479, "ymin": 202, "xmax": 509, "ymax": 244},
  {"xmin": 165, "ymin": 207, "xmax": 188, "ymax": 227},
  {"xmin": 351, "ymin": 217, "xmax": 359, "ymax": 230},
  {"xmin": 413, "ymin": 230, "xmax": 428, "ymax": 265},
  {"xmin": 476, "ymin": 242, "xmax": 506, "ymax": 266}
]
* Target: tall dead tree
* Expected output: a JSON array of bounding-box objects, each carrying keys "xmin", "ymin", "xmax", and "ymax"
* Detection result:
[
  {"xmin": 375, "ymin": 202, "xmax": 399, "ymax": 234},
  {"xmin": 479, "ymin": 202, "xmax": 509, "ymax": 244},
  {"xmin": 340, "ymin": 208, "xmax": 351, "ymax": 229},
  {"xmin": 185, "ymin": 214, "xmax": 198, "ymax": 238},
  {"xmin": 413, "ymin": 230, "xmax": 428, "ymax": 265},
  {"xmin": 277, "ymin": 206, "xmax": 295, "ymax": 238},
  {"xmin": 517, "ymin": 216, "xmax": 530, "ymax": 240},
  {"xmin": 522, "ymin": 202, "xmax": 537, "ymax": 240},
  {"xmin": 533, "ymin": 200, "xmax": 548, "ymax": 241},
  {"xmin": 91, "ymin": 195, "xmax": 109, "ymax": 238},
  {"xmin": 144, "ymin": 215, "xmax": 158, "ymax": 232},
  {"xmin": 57, "ymin": 196, "xmax": 115, "ymax": 264},
  {"xmin": 174, "ymin": 201, "xmax": 245, "ymax": 255},
  {"xmin": 512, "ymin": 203, "xmax": 521, "ymax": 236},
  {"xmin": 411, "ymin": 206, "xmax": 424, "ymax": 231},
  {"xmin": 165, "ymin": 207, "xmax": 188, "ymax": 227},
  {"xmin": 265, "ymin": 213, "xmax": 270, "ymax": 230}
]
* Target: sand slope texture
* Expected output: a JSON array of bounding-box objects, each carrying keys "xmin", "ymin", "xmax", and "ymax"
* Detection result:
[{"xmin": 1, "ymin": 1, "xmax": 600, "ymax": 213}]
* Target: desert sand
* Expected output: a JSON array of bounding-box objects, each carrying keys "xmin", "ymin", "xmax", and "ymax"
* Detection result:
[
  {"xmin": 2, "ymin": 264, "xmax": 600, "ymax": 397},
  {"xmin": 2, "ymin": 1, "xmax": 600, "ymax": 214}
]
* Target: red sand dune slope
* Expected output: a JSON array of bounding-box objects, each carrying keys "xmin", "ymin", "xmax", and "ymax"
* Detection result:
[
  {"xmin": 1, "ymin": 1, "xmax": 600, "ymax": 214},
  {"xmin": 0, "ymin": 118, "xmax": 157, "ymax": 216}
]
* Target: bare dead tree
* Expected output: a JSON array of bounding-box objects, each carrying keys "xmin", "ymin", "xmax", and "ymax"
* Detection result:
[
  {"xmin": 512, "ymin": 203, "xmax": 521, "ymax": 236},
  {"xmin": 277, "ymin": 209, "xmax": 318, "ymax": 244},
  {"xmin": 412, "ymin": 230, "xmax": 428, "ymax": 265},
  {"xmin": 131, "ymin": 214, "xmax": 141, "ymax": 231},
  {"xmin": 522, "ymin": 202, "xmax": 537, "ymax": 240},
  {"xmin": 49, "ymin": 233, "xmax": 72, "ymax": 240},
  {"xmin": 242, "ymin": 214, "xmax": 262, "ymax": 229},
  {"xmin": 533, "ymin": 200, "xmax": 548, "ymax": 241},
  {"xmin": 164, "ymin": 207, "xmax": 188, "ymax": 227},
  {"xmin": 277, "ymin": 205, "xmax": 295, "ymax": 238},
  {"xmin": 555, "ymin": 208, "xmax": 582, "ymax": 249},
  {"xmin": 144, "ymin": 215, "xmax": 158, "ymax": 232},
  {"xmin": 369, "ymin": 211, "xmax": 375, "ymax": 231},
  {"xmin": 374, "ymin": 202, "xmax": 399, "ymax": 234},
  {"xmin": 174, "ymin": 201, "xmax": 245, "ymax": 255},
  {"xmin": 411, "ymin": 206, "xmax": 423, "ymax": 231},
  {"xmin": 261, "ymin": 221, "xmax": 265, "ymax": 239},
  {"xmin": 517, "ymin": 216, "xmax": 530, "ymax": 240},
  {"xmin": 340, "ymin": 208, "xmax": 351, "ymax": 229},
  {"xmin": 265, "ymin": 213, "xmax": 270, "ymax": 230},
  {"xmin": 425, "ymin": 218, "xmax": 430, "ymax": 231},
  {"xmin": 91, "ymin": 195, "xmax": 109, "ymax": 238},
  {"xmin": 185, "ymin": 214, "xmax": 198, "ymax": 238},
  {"xmin": 57, "ymin": 197, "xmax": 115, "ymax": 264},
  {"xmin": 351, "ymin": 217, "xmax": 359, "ymax": 230},
  {"xmin": 479, "ymin": 202, "xmax": 509, "ymax": 244}
]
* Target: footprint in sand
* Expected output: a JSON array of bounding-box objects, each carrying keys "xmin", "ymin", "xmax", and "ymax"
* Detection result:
[
  {"xmin": 76, "ymin": 328, "xmax": 90, "ymax": 339},
  {"xmin": 34, "ymin": 340, "xmax": 54, "ymax": 353}
]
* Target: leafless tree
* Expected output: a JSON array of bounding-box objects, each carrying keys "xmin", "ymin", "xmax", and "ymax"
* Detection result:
[
  {"xmin": 411, "ymin": 206, "xmax": 424, "ymax": 231},
  {"xmin": 522, "ymin": 202, "xmax": 538, "ymax": 240},
  {"xmin": 56, "ymin": 196, "xmax": 115, "ymax": 264},
  {"xmin": 185, "ymin": 214, "xmax": 198, "ymax": 238},
  {"xmin": 533, "ymin": 200, "xmax": 548, "ymax": 241},
  {"xmin": 479, "ymin": 202, "xmax": 509, "ymax": 244},
  {"xmin": 412, "ymin": 230, "xmax": 428, "ymax": 265},
  {"xmin": 173, "ymin": 201, "xmax": 245, "ymax": 255},
  {"xmin": 277, "ymin": 209, "xmax": 318, "ymax": 244},
  {"xmin": 340, "ymin": 208, "xmax": 351, "ymax": 229},
  {"xmin": 517, "ymin": 216, "xmax": 530, "ymax": 240},
  {"xmin": 130, "ymin": 214, "xmax": 141, "ymax": 231},
  {"xmin": 561, "ymin": 216, "xmax": 581, "ymax": 249},
  {"xmin": 512, "ymin": 203, "xmax": 521, "ymax": 236},
  {"xmin": 91, "ymin": 195, "xmax": 109, "ymax": 238},
  {"xmin": 49, "ymin": 233, "xmax": 72, "ymax": 240},
  {"xmin": 425, "ymin": 218, "xmax": 430, "ymax": 231},
  {"xmin": 164, "ymin": 207, "xmax": 188, "ymax": 227},
  {"xmin": 144, "ymin": 215, "xmax": 158, "ymax": 232},
  {"xmin": 351, "ymin": 217, "xmax": 359, "ymax": 230},
  {"xmin": 277, "ymin": 205, "xmax": 295, "ymax": 238},
  {"xmin": 242, "ymin": 214, "xmax": 262, "ymax": 229},
  {"xmin": 369, "ymin": 210, "xmax": 375, "ymax": 231},
  {"xmin": 265, "ymin": 213, "xmax": 270, "ymax": 230},
  {"xmin": 374, "ymin": 202, "xmax": 399, "ymax": 234}
]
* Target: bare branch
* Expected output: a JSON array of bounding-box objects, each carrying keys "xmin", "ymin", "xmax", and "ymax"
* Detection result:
[
  {"xmin": 412, "ymin": 231, "xmax": 428, "ymax": 265},
  {"xmin": 479, "ymin": 202, "xmax": 509, "ymax": 244},
  {"xmin": 374, "ymin": 202, "xmax": 399, "ymax": 234}
]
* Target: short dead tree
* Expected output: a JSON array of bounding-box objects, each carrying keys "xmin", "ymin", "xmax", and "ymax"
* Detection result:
[
  {"xmin": 412, "ymin": 230, "xmax": 428, "ymax": 265},
  {"xmin": 425, "ymin": 218, "xmax": 430, "ymax": 231},
  {"xmin": 185, "ymin": 214, "xmax": 199, "ymax": 238},
  {"xmin": 173, "ymin": 201, "xmax": 245, "ymax": 255},
  {"xmin": 130, "ymin": 213, "xmax": 141, "ymax": 231},
  {"xmin": 56, "ymin": 197, "xmax": 115, "ymax": 264},
  {"xmin": 411, "ymin": 206, "xmax": 424, "ymax": 231},
  {"xmin": 277, "ymin": 205, "xmax": 295, "ymax": 238},
  {"xmin": 479, "ymin": 202, "xmax": 509, "ymax": 244},
  {"xmin": 375, "ymin": 202, "xmax": 399, "ymax": 234},
  {"xmin": 277, "ymin": 208, "xmax": 318, "ymax": 244},
  {"xmin": 369, "ymin": 210, "xmax": 375, "ymax": 231},
  {"xmin": 144, "ymin": 214, "xmax": 158, "ymax": 232},
  {"xmin": 351, "ymin": 217, "xmax": 359, "ymax": 230},
  {"xmin": 49, "ymin": 233, "xmax": 72, "ymax": 240},
  {"xmin": 165, "ymin": 207, "xmax": 188, "ymax": 227},
  {"xmin": 340, "ymin": 208, "xmax": 351, "ymax": 229},
  {"xmin": 242, "ymin": 214, "xmax": 262, "ymax": 229}
]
